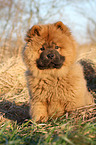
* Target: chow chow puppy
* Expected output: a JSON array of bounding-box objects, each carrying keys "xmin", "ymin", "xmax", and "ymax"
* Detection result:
[{"xmin": 23, "ymin": 21, "xmax": 94, "ymax": 122}]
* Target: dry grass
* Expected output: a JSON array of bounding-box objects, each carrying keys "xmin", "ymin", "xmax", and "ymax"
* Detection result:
[
  {"xmin": 0, "ymin": 56, "xmax": 28, "ymax": 102},
  {"xmin": 77, "ymin": 43, "xmax": 96, "ymax": 63}
]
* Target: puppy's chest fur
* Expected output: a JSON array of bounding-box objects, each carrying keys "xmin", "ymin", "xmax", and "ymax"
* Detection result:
[{"xmin": 28, "ymin": 75, "xmax": 74, "ymax": 103}]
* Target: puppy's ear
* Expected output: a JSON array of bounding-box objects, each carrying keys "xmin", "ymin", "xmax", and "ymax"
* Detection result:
[
  {"xmin": 25, "ymin": 25, "xmax": 41, "ymax": 42},
  {"xmin": 54, "ymin": 21, "xmax": 71, "ymax": 36}
]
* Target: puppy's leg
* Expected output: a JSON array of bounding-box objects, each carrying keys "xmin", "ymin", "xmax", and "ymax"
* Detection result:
[
  {"xmin": 48, "ymin": 101, "xmax": 65, "ymax": 119},
  {"xmin": 30, "ymin": 101, "xmax": 48, "ymax": 122}
]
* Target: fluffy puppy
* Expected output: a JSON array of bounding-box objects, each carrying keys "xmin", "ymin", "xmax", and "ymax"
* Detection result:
[{"xmin": 23, "ymin": 21, "xmax": 94, "ymax": 122}]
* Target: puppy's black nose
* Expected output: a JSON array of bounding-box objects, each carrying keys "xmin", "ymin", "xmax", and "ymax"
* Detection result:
[{"xmin": 47, "ymin": 53, "xmax": 54, "ymax": 59}]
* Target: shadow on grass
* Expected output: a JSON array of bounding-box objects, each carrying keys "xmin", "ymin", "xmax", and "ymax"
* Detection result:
[{"xmin": 0, "ymin": 100, "xmax": 30, "ymax": 123}]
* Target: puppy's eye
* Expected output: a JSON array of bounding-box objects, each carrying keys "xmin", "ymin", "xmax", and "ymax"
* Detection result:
[
  {"xmin": 55, "ymin": 46, "xmax": 59, "ymax": 49},
  {"xmin": 40, "ymin": 47, "xmax": 45, "ymax": 51}
]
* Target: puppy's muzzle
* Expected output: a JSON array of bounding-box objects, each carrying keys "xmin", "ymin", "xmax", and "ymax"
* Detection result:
[{"xmin": 36, "ymin": 49, "xmax": 65, "ymax": 69}]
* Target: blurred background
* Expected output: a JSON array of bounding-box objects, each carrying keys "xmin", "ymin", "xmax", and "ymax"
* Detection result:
[{"xmin": 0, "ymin": 0, "xmax": 96, "ymax": 63}]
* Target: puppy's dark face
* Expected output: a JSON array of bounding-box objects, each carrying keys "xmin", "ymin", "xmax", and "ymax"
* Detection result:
[{"xmin": 36, "ymin": 46, "xmax": 65, "ymax": 70}]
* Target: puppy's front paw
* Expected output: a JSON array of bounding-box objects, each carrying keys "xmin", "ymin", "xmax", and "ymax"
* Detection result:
[
  {"xmin": 31, "ymin": 112, "xmax": 48, "ymax": 123},
  {"xmin": 30, "ymin": 102, "xmax": 48, "ymax": 123}
]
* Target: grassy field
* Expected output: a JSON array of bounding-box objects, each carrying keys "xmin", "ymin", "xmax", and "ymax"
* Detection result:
[
  {"xmin": 0, "ymin": 43, "xmax": 96, "ymax": 144},
  {"xmin": 0, "ymin": 111, "xmax": 96, "ymax": 145}
]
